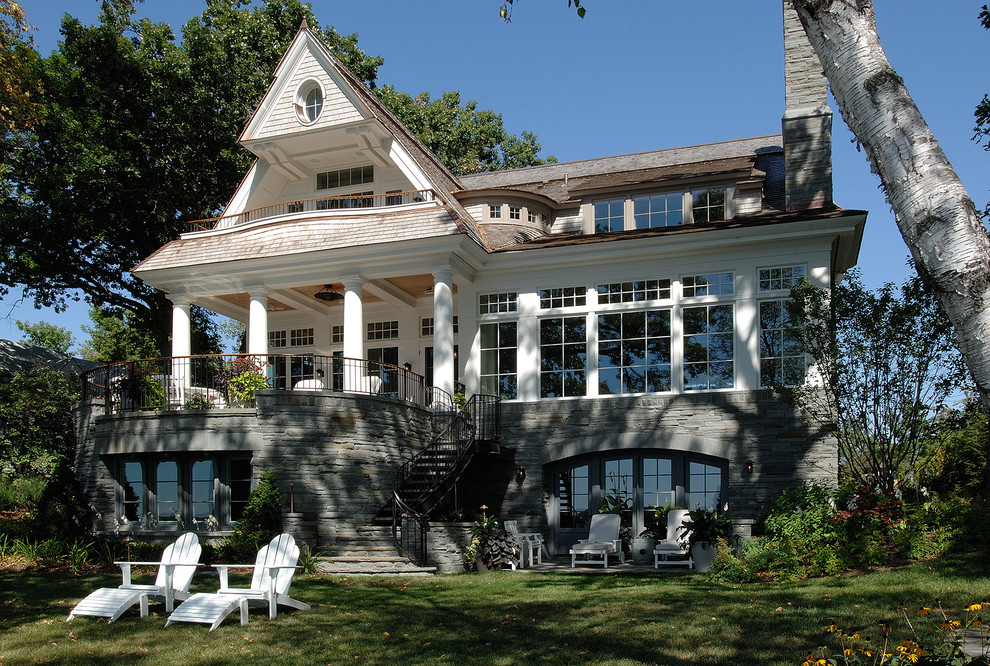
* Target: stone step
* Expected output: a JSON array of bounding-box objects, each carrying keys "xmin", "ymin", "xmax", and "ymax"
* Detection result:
[{"xmin": 317, "ymin": 560, "xmax": 436, "ymax": 577}]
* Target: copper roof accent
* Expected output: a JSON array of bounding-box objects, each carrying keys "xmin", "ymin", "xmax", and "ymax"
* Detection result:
[
  {"xmin": 492, "ymin": 206, "xmax": 864, "ymax": 252},
  {"xmin": 133, "ymin": 207, "xmax": 462, "ymax": 273}
]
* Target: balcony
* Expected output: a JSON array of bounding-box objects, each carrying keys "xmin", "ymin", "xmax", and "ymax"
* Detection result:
[
  {"xmin": 188, "ymin": 189, "xmax": 441, "ymax": 232},
  {"xmin": 80, "ymin": 354, "xmax": 432, "ymax": 414}
]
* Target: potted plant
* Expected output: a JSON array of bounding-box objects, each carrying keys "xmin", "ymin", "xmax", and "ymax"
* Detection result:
[{"xmin": 682, "ymin": 507, "xmax": 731, "ymax": 572}]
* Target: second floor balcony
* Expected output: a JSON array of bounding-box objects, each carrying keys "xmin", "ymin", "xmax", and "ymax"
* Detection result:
[
  {"xmin": 188, "ymin": 189, "xmax": 441, "ymax": 232},
  {"xmin": 80, "ymin": 354, "xmax": 439, "ymax": 414}
]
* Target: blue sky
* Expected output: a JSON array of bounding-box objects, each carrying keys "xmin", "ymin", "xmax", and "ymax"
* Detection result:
[{"xmin": 4, "ymin": 0, "xmax": 989, "ymax": 351}]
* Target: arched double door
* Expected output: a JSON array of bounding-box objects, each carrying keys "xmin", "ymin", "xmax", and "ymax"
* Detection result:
[{"xmin": 548, "ymin": 450, "xmax": 726, "ymax": 555}]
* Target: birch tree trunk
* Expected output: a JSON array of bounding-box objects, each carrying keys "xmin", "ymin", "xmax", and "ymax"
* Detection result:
[{"xmin": 790, "ymin": 0, "xmax": 990, "ymax": 408}]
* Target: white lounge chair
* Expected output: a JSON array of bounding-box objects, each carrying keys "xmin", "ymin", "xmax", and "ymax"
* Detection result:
[
  {"xmin": 653, "ymin": 509, "xmax": 694, "ymax": 568},
  {"xmin": 165, "ymin": 533, "xmax": 310, "ymax": 631},
  {"xmin": 504, "ymin": 520, "xmax": 543, "ymax": 568},
  {"xmin": 68, "ymin": 532, "xmax": 201, "ymax": 623},
  {"xmin": 570, "ymin": 514, "xmax": 624, "ymax": 568}
]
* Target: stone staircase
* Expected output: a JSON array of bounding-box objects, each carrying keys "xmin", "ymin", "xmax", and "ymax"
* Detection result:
[{"xmin": 315, "ymin": 525, "xmax": 436, "ymax": 576}]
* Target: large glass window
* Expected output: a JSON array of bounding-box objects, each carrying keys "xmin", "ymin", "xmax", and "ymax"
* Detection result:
[
  {"xmin": 692, "ymin": 187, "xmax": 725, "ymax": 223},
  {"xmin": 552, "ymin": 453, "xmax": 727, "ymax": 544},
  {"xmin": 683, "ymin": 304, "xmax": 734, "ymax": 390},
  {"xmin": 119, "ymin": 456, "xmax": 249, "ymax": 530},
  {"xmin": 539, "ymin": 286, "xmax": 587, "ymax": 309},
  {"xmin": 759, "ymin": 300, "xmax": 805, "ymax": 387},
  {"xmin": 156, "ymin": 461, "xmax": 179, "ymax": 523},
  {"xmin": 316, "ymin": 165, "xmax": 374, "ymax": 190},
  {"xmin": 122, "ymin": 461, "xmax": 144, "ymax": 522},
  {"xmin": 598, "ymin": 310, "xmax": 671, "ymax": 394},
  {"xmin": 540, "ymin": 316, "xmax": 587, "ymax": 398},
  {"xmin": 634, "ymin": 192, "xmax": 683, "ymax": 228},
  {"xmin": 597, "ymin": 279, "xmax": 671, "ymax": 303},
  {"xmin": 368, "ymin": 346, "xmax": 399, "ymax": 394},
  {"xmin": 689, "ymin": 462, "xmax": 722, "ymax": 511},
  {"xmin": 480, "ymin": 322, "xmax": 517, "ymax": 399},
  {"xmin": 594, "ymin": 198, "xmax": 624, "ymax": 233},
  {"xmin": 479, "ymin": 292, "xmax": 517, "ymax": 315},
  {"xmin": 557, "ymin": 464, "xmax": 590, "ymax": 528},
  {"xmin": 682, "ymin": 272, "xmax": 734, "ymax": 297},
  {"xmin": 191, "ymin": 460, "xmax": 214, "ymax": 523},
  {"xmin": 759, "ymin": 265, "xmax": 806, "ymax": 291}
]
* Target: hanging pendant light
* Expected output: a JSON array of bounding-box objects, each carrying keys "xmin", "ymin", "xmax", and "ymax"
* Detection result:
[{"xmin": 314, "ymin": 284, "xmax": 343, "ymax": 302}]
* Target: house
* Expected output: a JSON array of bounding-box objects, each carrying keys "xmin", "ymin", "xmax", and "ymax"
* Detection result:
[{"xmin": 73, "ymin": 6, "xmax": 864, "ymax": 568}]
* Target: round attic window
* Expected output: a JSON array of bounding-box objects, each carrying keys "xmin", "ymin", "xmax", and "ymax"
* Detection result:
[{"xmin": 294, "ymin": 80, "xmax": 324, "ymax": 125}]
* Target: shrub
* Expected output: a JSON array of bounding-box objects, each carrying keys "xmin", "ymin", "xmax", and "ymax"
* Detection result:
[
  {"xmin": 464, "ymin": 515, "xmax": 517, "ymax": 570},
  {"xmin": 221, "ymin": 470, "xmax": 282, "ymax": 560},
  {"xmin": 705, "ymin": 537, "xmax": 755, "ymax": 583},
  {"xmin": 0, "ymin": 474, "xmax": 47, "ymax": 511}
]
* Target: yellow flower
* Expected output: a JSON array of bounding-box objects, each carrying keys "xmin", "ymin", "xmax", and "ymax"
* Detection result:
[
  {"xmin": 905, "ymin": 653, "xmax": 919, "ymax": 663},
  {"xmin": 826, "ymin": 624, "xmax": 839, "ymax": 633},
  {"xmin": 916, "ymin": 607, "xmax": 931, "ymax": 616},
  {"xmin": 973, "ymin": 617, "xmax": 984, "ymax": 628},
  {"xmin": 941, "ymin": 620, "xmax": 962, "ymax": 631},
  {"xmin": 844, "ymin": 648, "xmax": 853, "ymax": 656},
  {"xmin": 969, "ymin": 603, "xmax": 983, "ymax": 612}
]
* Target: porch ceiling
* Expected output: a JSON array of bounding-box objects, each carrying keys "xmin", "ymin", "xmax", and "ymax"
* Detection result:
[{"xmin": 211, "ymin": 276, "xmax": 456, "ymax": 313}]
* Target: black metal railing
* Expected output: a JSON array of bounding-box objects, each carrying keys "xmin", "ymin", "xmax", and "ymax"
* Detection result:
[
  {"xmin": 391, "ymin": 393, "xmax": 501, "ymax": 563},
  {"xmin": 188, "ymin": 189, "xmax": 441, "ymax": 232},
  {"xmin": 80, "ymin": 354, "xmax": 429, "ymax": 414}
]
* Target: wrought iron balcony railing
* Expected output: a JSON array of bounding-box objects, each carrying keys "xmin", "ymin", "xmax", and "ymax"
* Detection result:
[{"xmin": 80, "ymin": 354, "xmax": 430, "ymax": 414}]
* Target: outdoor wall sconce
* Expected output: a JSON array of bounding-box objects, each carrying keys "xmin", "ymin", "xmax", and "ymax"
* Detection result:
[
  {"xmin": 745, "ymin": 460, "xmax": 754, "ymax": 474},
  {"xmin": 314, "ymin": 284, "xmax": 344, "ymax": 302},
  {"xmin": 288, "ymin": 480, "xmax": 295, "ymax": 513},
  {"xmin": 517, "ymin": 466, "xmax": 526, "ymax": 481}
]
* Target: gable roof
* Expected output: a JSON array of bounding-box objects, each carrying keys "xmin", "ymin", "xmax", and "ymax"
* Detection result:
[{"xmin": 236, "ymin": 25, "xmax": 489, "ymax": 250}]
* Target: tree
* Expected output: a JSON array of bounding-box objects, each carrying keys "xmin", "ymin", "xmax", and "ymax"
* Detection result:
[
  {"xmin": 77, "ymin": 304, "xmax": 221, "ymax": 362},
  {"xmin": 971, "ymin": 5, "xmax": 990, "ymax": 218},
  {"xmin": 376, "ymin": 87, "xmax": 554, "ymax": 176},
  {"xmin": 0, "ymin": 0, "xmax": 41, "ymax": 179},
  {"xmin": 15, "ymin": 319, "xmax": 74, "ymax": 353},
  {"xmin": 0, "ymin": 363, "xmax": 78, "ymax": 478},
  {"xmin": 787, "ymin": 1, "xmax": 990, "ymax": 414},
  {"xmin": 787, "ymin": 271, "xmax": 967, "ymax": 493},
  {"xmin": 918, "ymin": 399, "xmax": 989, "ymax": 499},
  {"xmin": 2, "ymin": 0, "xmax": 551, "ymax": 354}
]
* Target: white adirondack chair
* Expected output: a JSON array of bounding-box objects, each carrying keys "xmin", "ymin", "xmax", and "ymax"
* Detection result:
[
  {"xmin": 165, "ymin": 533, "xmax": 310, "ymax": 631},
  {"xmin": 68, "ymin": 532, "xmax": 201, "ymax": 623},
  {"xmin": 504, "ymin": 520, "xmax": 543, "ymax": 568},
  {"xmin": 653, "ymin": 509, "xmax": 694, "ymax": 568}
]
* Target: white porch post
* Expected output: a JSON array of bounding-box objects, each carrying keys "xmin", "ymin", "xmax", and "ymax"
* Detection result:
[
  {"xmin": 247, "ymin": 289, "xmax": 269, "ymax": 356},
  {"xmin": 432, "ymin": 268, "xmax": 455, "ymax": 397},
  {"xmin": 342, "ymin": 277, "xmax": 365, "ymax": 389},
  {"xmin": 169, "ymin": 295, "xmax": 192, "ymax": 406}
]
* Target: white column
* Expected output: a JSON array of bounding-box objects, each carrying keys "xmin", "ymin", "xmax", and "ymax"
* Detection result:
[
  {"xmin": 342, "ymin": 277, "xmax": 365, "ymax": 389},
  {"xmin": 247, "ymin": 289, "xmax": 269, "ymax": 356},
  {"xmin": 432, "ymin": 268, "xmax": 455, "ymax": 396},
  {"xmin": 169, "ymin": 295, "xmax": 192, "ymax": 406}
]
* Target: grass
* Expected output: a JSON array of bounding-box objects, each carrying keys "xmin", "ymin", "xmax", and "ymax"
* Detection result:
[{"xmin": 1, "ymin": 554, "xmax": 988, "ymax": 665}]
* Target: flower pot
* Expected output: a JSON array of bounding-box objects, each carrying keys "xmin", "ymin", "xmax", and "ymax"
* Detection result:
[
  {"xmin": 630, "ymin": 536, "xmax": 656, "ymax": 565},
  {"xmin": 691, "ymin": 541, "xmax": 717, "ymax": 572}
]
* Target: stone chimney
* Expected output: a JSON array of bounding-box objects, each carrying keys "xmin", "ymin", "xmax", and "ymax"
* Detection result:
[{"xmin": 782, "ymin": 1, "xmax": 833, "ymax": 210}]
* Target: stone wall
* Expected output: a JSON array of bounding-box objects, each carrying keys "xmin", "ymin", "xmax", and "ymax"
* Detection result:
[
  {"xmin": 73, "ymin": 391, "xmax": 432, "ymax": 546},
  {"xmin": 463, "ymin": 391, "xmax": 836, "ymax": 552}
]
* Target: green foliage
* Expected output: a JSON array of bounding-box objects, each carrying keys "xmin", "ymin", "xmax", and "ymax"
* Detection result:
[
  {"xmin": 465, "ymin": 515, "xmax": 517, "ymax": 570},
  {"xmin": 0, "ymin": 473, "xmax": 46, "ymax": 511},
  {"xmin": 228, "ymin": 369, "xmax": 270, "ymax": 405},
  {"xmin": 705, "ymin": 536, "xmax": 756, "ymax": 583},
  {"xmin": 918, "ymin": 399, "xmax": 989, "ymax": 500},
  {"xmin": 375, "ymin": 87, "xmax": 554, "ymax": 176},
  {"xmin": 15, "ymin": 320, "xmax": 74, "ymax": 353},
  {"xmin": 78, "ymin": 306, "xmax": 160, "ymax": 362},
  {"xmin": 785, "ymin": 271, "xmax": 966, "ymax": 493},
  {"xmin": 0, "ymin": 364, "xmax": 77, "ymax": 478},
  {"xmin": 182, "ymin": 393, "xmax": 215, "ymax": 410},
  {"xmin": 682, "ymin": 507, "xmax": 731, "ymax": 548},
  {"xmin": 221, "ymin": 470, "xmax": 281, "ymax": 560}
]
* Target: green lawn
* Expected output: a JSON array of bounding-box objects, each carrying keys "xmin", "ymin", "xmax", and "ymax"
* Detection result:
[{"xmin": 1, "ymin": 554, "xmax": 988, "ymax": 665}]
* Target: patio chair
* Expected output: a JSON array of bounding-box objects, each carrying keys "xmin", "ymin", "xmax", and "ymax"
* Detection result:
[
  {"xmin": 68, "ymin": 532, "xmax": 201, "ymax": 623},
  {"xmin": 165, "ymin": 533, "xmax": 310, "ymax": 631},
  {"xmin": 653, "ymin": 509, "xmax": 694, "ymax": 568},
  {"xmin": 504, "ymin": 520, "xmax": 543, "ymax": 568},
  {"xmin": 570, "ymin": 513, "xmax": 624, "ymax": 568}
]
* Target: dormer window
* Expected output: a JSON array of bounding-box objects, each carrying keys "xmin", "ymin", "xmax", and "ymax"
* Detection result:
[
  {"xmin": 294, "ymin": 79, "xmax": 325, "ymax": 125},
  {"xmin": 692, "ymin": 187, "xmax": 726, "ymax": 223}
]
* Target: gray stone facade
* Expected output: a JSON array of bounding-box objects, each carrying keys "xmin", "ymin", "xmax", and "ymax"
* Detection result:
[{"xmin": 74, "ymin": 389, "xmax": 835, "ymax": 561}]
